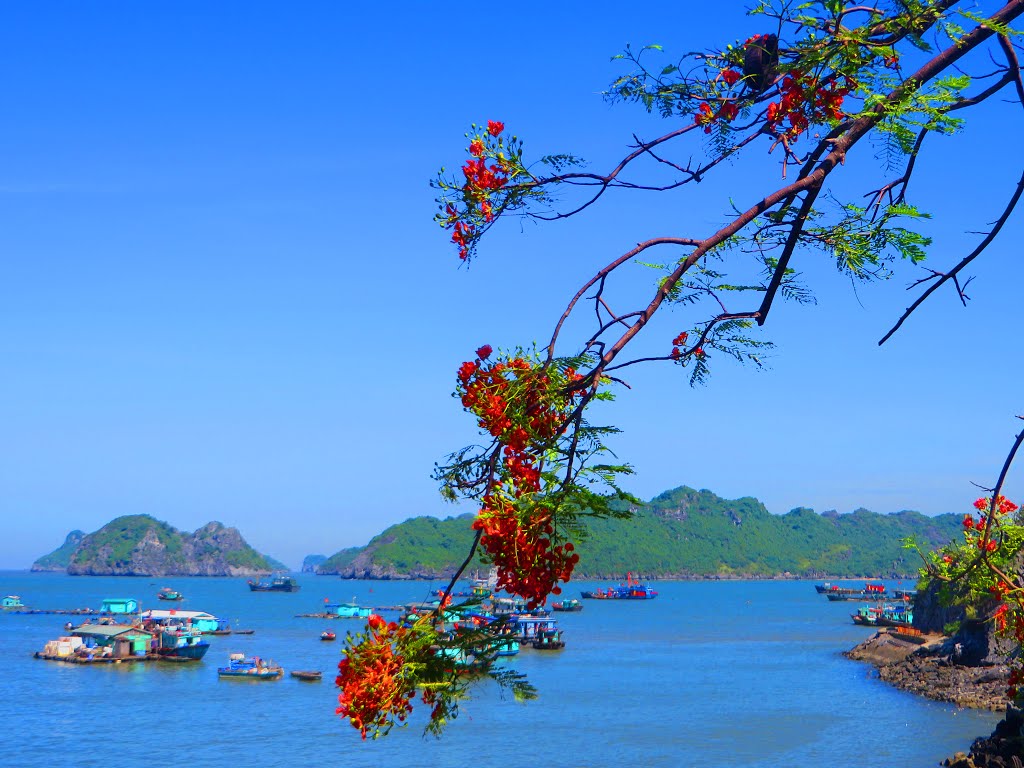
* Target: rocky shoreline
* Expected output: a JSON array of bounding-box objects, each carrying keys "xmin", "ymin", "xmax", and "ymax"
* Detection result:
[
  {"xmin": 845, "ymin": 629, "xmax": 1010, "ymax": 711},
  {"xmin": 846, "ymin": 630, "xmax": 1022, "ymax": 766}
]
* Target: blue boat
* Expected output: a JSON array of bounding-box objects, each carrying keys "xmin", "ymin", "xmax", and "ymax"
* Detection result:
[
  {"xmin": 154, "ymin": 626, "xmax": 210, "ymax": 661},
  {"xmin": 580, "ymin": 573, "xmax": 658, "ymax": 600},
  {"xmin": 247, "ymin": 575, "xmax": 300, "ymax": 592},
  {"xmin": 217, "ymin": 653, "xmax": 282, "ymax": 679}
]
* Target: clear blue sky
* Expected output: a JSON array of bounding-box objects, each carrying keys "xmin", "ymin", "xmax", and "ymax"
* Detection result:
[{"xmin": 2, "ymin": 2, "xmax": 1021, "ymax": 569}]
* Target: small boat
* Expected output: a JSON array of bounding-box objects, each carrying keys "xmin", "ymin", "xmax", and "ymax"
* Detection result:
[
  {"xmin": 580, "ymin": 573, "xmax": 657, "ymax": 600},
  {"xmin": 217, "ymin": 653, "xmax": 282, "ymax": 680},
  {"xmin": 551, "ymin": 599, "xmax": 583, "ymax": 612},
  {"xmin": 822, "ymin": 582, "xmax": 887, "ymax": 601},
  {"xmin": 320, "ymin": 631, "xmax": 336, "ymax": 641},
  {"xmin": 291, "ymin": 670, "xmax": 322, "ymax": 681},
  {"xmin": 154, "ymin": 626, "xmax": 210, "ymax": 661},
  {"xmin": 233, "ymin": 629, "xmax": 255, "ymax": 635},
  {"xmin": 2, "ymin": 595, "xmax": 25, "ymax": 610},
  {"xmin": 531, "ymin": 628, "xmax": 565, "ymax": 650},
  {"xmin": 247, "ymin": 575, "xmax": 301, "ymax": 593},
  {"xmin": 157, "ymin": 587, "xmax": 184, "ymax": 601}
]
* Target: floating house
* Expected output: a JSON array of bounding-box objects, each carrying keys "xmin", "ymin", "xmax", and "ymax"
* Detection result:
[
  {"xmin": 2, "ymin": 595, "xmax": 25, "ymax": 610},
  {"xmin": 140, "ymin": 609, "xmax": 220, "ymax": 634},
  {"xmin": 326, "ymin": 600, "xmax": 372, "ymax": 619},
  {"xmin": 101, "ymin": 598, "xmax": 140, "ymax": 615},
  {"xmin": 511, "ymin": 615, "xmax": 560, "ymax": 641},
  {"xmin": 70, "ymin": 625, "xmax": 153, "ymax": 658}
]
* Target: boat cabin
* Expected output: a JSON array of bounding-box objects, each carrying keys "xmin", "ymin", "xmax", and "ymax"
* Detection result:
[
  {"xmin": 71, "ymin": 625, "xmax": 153, "ymax": 658},
  {"xmin": 101, "ymin": 598, "xmax": 140, "ymax": 615},
  {"xmin": 326, "ymin": 601, "xmax": 372, "ymax": 619},
  {"xmin": 140, "ymin": 609, "xmax": 220, "ymax": 634},
  {"xmin": 2, "ymin": 595, "xmax": 24, "ymax": 609},
  {"xmin": 511, "ymin": 615, "xmax": 559, "ymax": 641}
]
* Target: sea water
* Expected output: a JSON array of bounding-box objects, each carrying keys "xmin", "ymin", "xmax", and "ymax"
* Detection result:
[{"xmin": 0, "ymin": 572, "xmax": 1001, "ymax": 768}]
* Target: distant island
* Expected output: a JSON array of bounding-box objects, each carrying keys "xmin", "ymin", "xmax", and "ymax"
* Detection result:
[
  {"xmin": 314, "ymin": 485, "xmax": 963, "ymax": 580},
  {"xmin": 32, "ymin": 515, "xmax": 283, "ymax": 577}
]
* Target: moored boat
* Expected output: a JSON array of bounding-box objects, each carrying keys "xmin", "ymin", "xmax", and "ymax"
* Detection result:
[
  {"xmin": 581, "ymin": 573, "xmax": 657, "ymax": 600},
  {"xmin": 824, "ymin": 582, "xmax": 887, "ymax": 601},
  {"xmin": 247, "ymin": 575, "xmax": 301, "ymax": 593},
  {"xmin": 157, "ymin": 587, "xmax": 184, "ymax": 601},
  {"xmin": 291, "ymin": 670, "xmax": 322, "ymax": 681},
  {"xmin": 551, "ymin": 599, "xmax": 583, "ymax": 612},
  {"xmin": 1, "ymin": 595, "xmax": 25, "ymax": 610},
  {"xmin": 320, "ymin": 631, "xmax": 336, "ymax": 641},
  {"xmin": 153, "ymin": 626, "xmax": 210, "ymax": 661},
  {"xmin": 531, "ymin": 628, "xmax": 565, "ymax": 650},
  {"xmin": 217, "ymin": 653, "xmax": 282, "ymax": 679}
]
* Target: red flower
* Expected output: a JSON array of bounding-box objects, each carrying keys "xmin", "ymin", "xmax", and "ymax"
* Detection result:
[
  {"xmin": 469, "ymin": 138, "xmax": 485, "ymax": 157},
  {"xmin": 672, "ymin": 331, "xmax": 689, "ymax": 346},
  {"xmin": 476, "ymin": 344, "xmax": 493, "ymax": 360},
  {"xmin": 721, "ymin": 69, "xmax": 741, "ymax": 86},
  {"xmin": 487, "ymin": 120, "xmax": 504, "ymax": 137}
]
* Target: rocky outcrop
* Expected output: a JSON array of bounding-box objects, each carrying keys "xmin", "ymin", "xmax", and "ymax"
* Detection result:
[
  {"xmin": 302, "ymin": 554, "xmax": 327, "ymax": 573},
  {"xmin": 44, "ymin": 516, "xmax": 278, "ymax": 577},
  {"xmin": 31, "ymin": 530, "xmax": 85, "ymax": 571},
  {"xmin": 846, "ymin": 630, "xmax": 1010, "ymax": 711},
  {"xmin": 942, "ymin": 707, "xmax": 1024, "ymax": 768}
]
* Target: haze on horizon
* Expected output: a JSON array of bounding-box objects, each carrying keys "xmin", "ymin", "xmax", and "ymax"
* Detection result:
[{"xmin": 2, "ymin": 2, "xmax": 1021, "ymax": 571}]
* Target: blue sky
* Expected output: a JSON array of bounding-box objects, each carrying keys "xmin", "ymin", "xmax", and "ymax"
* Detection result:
[{"xmin": 1, "ymin": 2, "xmax": 1021, "ymax": 569}]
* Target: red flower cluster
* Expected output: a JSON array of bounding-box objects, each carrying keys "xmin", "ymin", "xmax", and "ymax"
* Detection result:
[
  {"xmin": 764, "ymin": 71, "xmax": 851, "ymax": 141},
  {"xmin": 336, "ymin": 615, "xmax": 415, "ymax": 739},
  {"xmin": 694, "ymin": 100, "xmax": 739, "ymax": 134},
  {"xmin": 456, "ymin": 348, "xmax": 584, "ymax": 606},
  {"xmin": 670, "ymin": 331, "xmax": 689, "ymax": 358},
  {"xmin": 973, "ymin": 495, "xmax": 1019, "ymax": 515},
  {"xmin": 445, "ymin": 121, "xmax": 510, "ymax": 260}
]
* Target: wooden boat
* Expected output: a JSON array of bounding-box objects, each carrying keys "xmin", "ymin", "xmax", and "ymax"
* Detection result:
[
  {"xmin": 153, "ymin": 626, "xmax": 210, "ymax": 661},
  {"xmin": 320, "ymin": 631, "xmax": 336, "ymax": 641},
  {"xmin": 233, "ymin": 629, "xmax": 255, "ymax": 635},
  {"xmin": 247, "ymin": 575, "xmax": 301, "ymax": 592},
  {"xmin": 291, "ymin": 670, "xmax": 322, "ymax": 681},
  {"xmin": 581, "ymin": 573, "xmax": 657, "ymax": 600},
  {"xmin": 531, "ymin": 628, "xmax": 565, "ymax": 650},
  {"xmin": 217, "ymin": 653, "xmax": 282, "ymax": 680},
  {"xmin": 551, "ymin": 599, "xmax": 583, "ymax": 612},
  {"xmin": 823, "ymin": 582, "xmax": 887, "ymax": 601},
  {"xmin": 889, "ymin": 626, "xmax": 927, "ymax": 644},
  {"xmin": 157, "ymin": 587, "xmax": 184, "ymax": 601}
]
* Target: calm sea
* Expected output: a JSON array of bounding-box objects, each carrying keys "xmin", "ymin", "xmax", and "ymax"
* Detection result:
[{"xmin": 0, "ymin": 572, "xmax": 1000, "ymax": 768}]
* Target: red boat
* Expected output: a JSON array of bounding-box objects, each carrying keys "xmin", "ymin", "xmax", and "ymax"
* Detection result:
[{"xmin": 320, "ymin": 631, "xmax": 336, "ymax": 641}]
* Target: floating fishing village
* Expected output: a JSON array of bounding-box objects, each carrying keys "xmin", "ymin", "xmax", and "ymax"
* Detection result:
[{"xmin": 7, "ymin": 572, "xmax": 931, "ymax": 680}]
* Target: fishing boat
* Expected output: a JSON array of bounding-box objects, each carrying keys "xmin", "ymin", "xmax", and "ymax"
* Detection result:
[
  {"xmin": 157, "ymin": 587, "xmax": 184, "ymax": 601},
  {"xmin": 824, "ymin": 582, "xmax": 887, "ymax": 601},
  {"xmin": 320, "ymin": 631, "xmax": 336, "ymax": 641},
  {"xmin": 153, "ymin": 625, "xmax": 210, "ymax": 661},
  {"xmin": 291, "ymin": 670, "xmax": 322, "ymax": 681},
  {"xmin": 217, "ymin": 653, "xmax": 282, "ymax": 680},
  {"xmin": 531, "ymin": 628, "xmax": 565, "ymax": 650},
  {"xmin": 851, "ymin": 603, "xmax": 914, "ymax": 629},
  {"xmin": 247, "ymin": 575, "xmax": 301, "ymax": 592},
  {"xmin": 551, "ymin": 599, "xmax": 583, "ymax": 612},
  {"xmin": 580, "ymin": 573, "xmax": 657, "ymax": 600}
]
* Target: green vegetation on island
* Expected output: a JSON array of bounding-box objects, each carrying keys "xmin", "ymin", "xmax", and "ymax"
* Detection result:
[
  {"xmin": 30, "ymin": 530, "xmax": 86, "ymax": 572},
  {"xmin": 34, "ymin": 515, "xmax": 282, "ymax": 577},
  {"xmin": 317, "ymin": 486, "xmax": 963, "ymax": 579}
]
